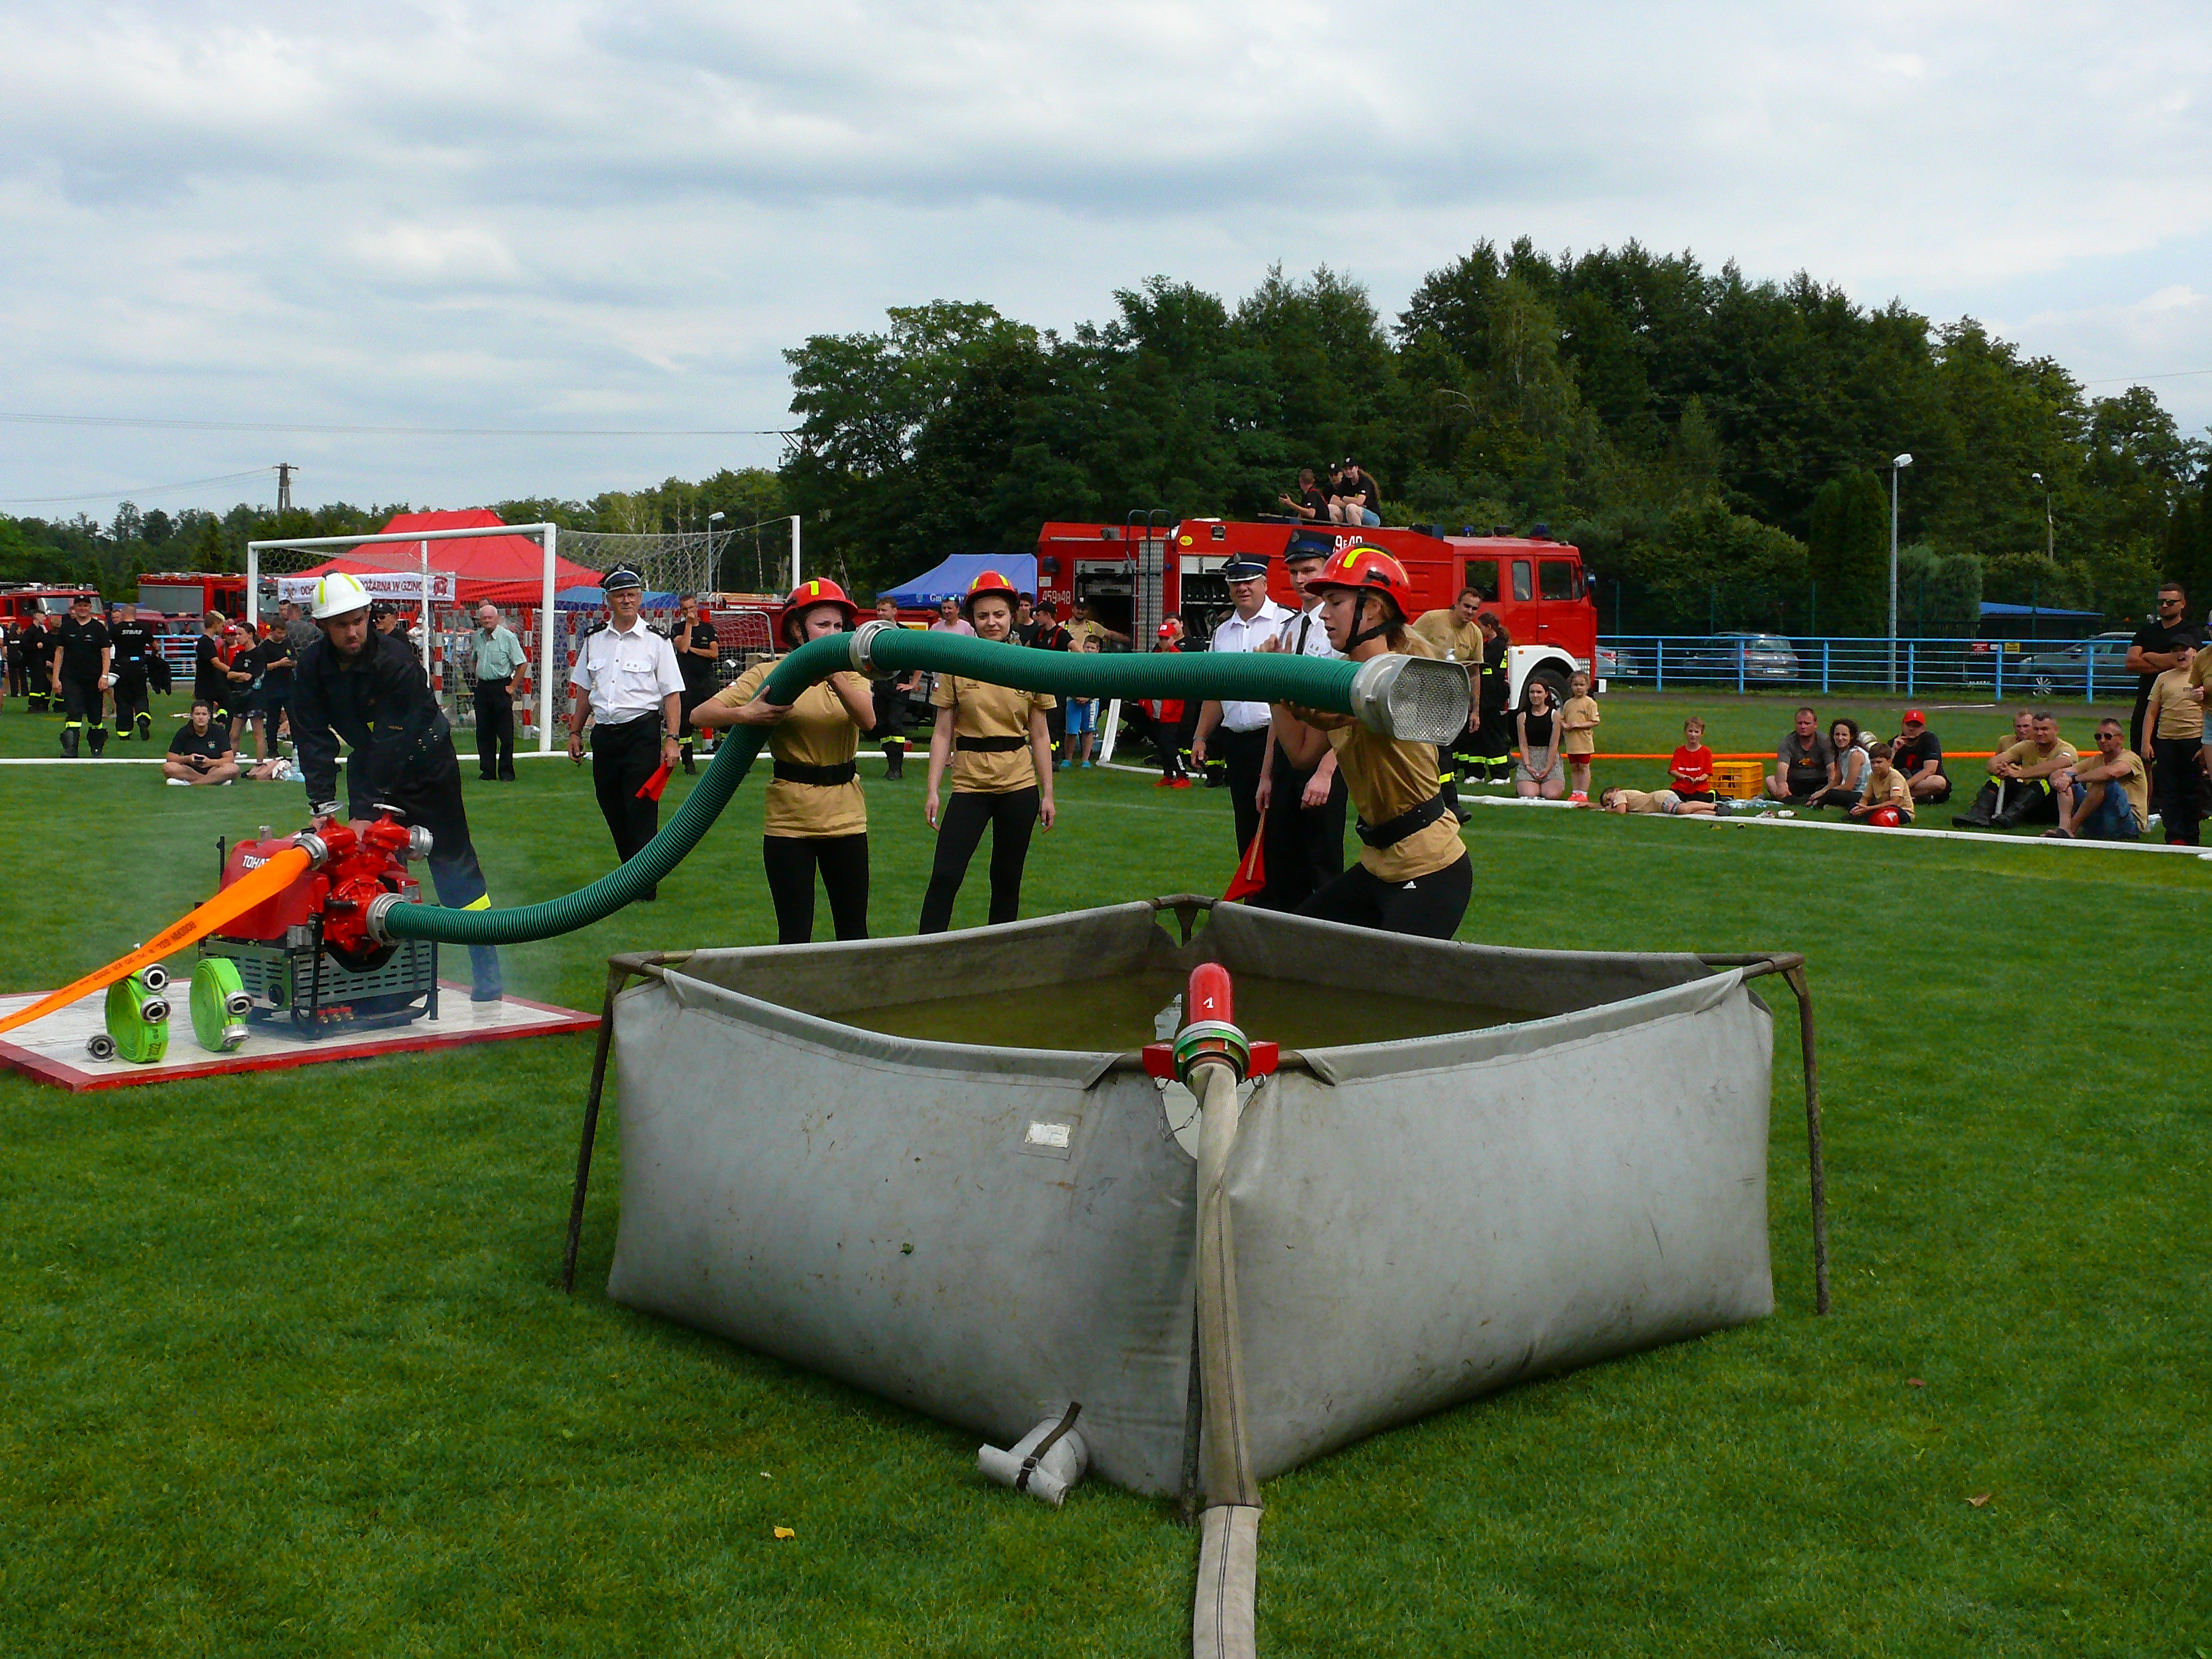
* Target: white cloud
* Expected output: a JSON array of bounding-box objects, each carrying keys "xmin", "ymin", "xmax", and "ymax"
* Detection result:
[{"xmin": 1, "ymin": 0, "xmax": 2208, "ymax": 512}]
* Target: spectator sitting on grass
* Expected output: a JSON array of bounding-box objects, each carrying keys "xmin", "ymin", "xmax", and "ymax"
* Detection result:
[
  {"xmin": 1669, "ymin": 717, "xmax": 1716, "ymax": 801},
  {"xmin": 1889, "ymin": 708, "xmax": 1949, "ymax": 806},
  {"xmin": 2044, "ymin": 718, "xmax": 2147, "ymax": 842},
  {"xmin": 1806, "ymin": 718, "xmax": 1867, "ymax": 811},
  {"xmin": 1846, "ymin": 742, "xmax": 1914, "ymax": 825},
  {"xmin": 1968, "ymin": 711, "xmax": 2078, "ymax": 830},
  {"xmin": 163, "ymin": 700, "xmax": 238, "ymax": 785},
  {"xmin": 1598, "ymin": 786, "xmax": 1715, "ymax": 816},
  {"xmin": 1766, "ymin": 707, "xmax": 1833, "ymax": 803}
]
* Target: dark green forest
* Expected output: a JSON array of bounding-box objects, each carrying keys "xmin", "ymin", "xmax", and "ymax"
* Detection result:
[{"xmin": 8, "ymin": 238, "xmax": 2210, "ymax": 635}]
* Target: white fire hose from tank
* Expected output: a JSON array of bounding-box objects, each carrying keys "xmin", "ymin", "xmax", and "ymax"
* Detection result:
[{"xmin": 1190, "ymin": 1047, "xmax": 1261, "ymax": 1659}]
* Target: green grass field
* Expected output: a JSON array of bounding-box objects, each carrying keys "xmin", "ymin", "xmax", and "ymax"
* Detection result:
[{"xmin": 1, "ymin": 686, "xmax": 2205, "ymax": 1656}]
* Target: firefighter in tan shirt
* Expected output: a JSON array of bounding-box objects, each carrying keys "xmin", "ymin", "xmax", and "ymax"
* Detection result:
[
  {"xmin": 1408, "ymin": 587, "xmax": 1485, "ymax": 817},
  {"xmin": 2145, "ymin": 646, "xmax": 2204, "ymax": 845},
  {"xmin": 1980, "ymin": 712, "xmax": 2077, "ymax": 830},
  {"xmin": 919, "ymin": 570, "xmax": 1059, "ymax": 933},
  {"xmin": 1271, "ymin": 546, "xmax": 1470, "ymax": 939},
  {"xmin": 693, "ymin": 579, "xmax": 876, "ymax": 943}
]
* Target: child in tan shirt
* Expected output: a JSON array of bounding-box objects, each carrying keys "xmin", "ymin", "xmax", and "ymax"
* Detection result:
[{"xmin": 1559, "ymin": 672, "xmax": 1601, "ymax": 802}]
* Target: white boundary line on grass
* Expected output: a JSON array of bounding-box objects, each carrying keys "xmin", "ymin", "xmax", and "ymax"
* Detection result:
[{"xmin": 1459, "ymin": 791, "xmax": 2212, "ymax": 858}]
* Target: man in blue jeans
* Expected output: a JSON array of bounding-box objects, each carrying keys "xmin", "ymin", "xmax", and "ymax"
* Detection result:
[
  {"xmin": 1333, "ymin": 458, "xmax": 1382, "ymax": 526},
  {"xmin": 2044, "ymin": 718, "xmax": 2147, "ymax": 840}
]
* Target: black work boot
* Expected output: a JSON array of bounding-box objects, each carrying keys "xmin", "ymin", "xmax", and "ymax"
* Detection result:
[
  {"xmin": 1951, "ymin": 781, "xmax": 2002, "ymax": 829},
  {"xmin": 681, "ymin": 742, "xmax": 696, "ymax": 775},
  {"xmin": 89, "ymin": 723, "xmax": 108, "ymax": 757},
  {"xmin": 61, "ymin": 725, "xmax": 79, "ymax": 759},
  {"xmin": 883, "ymin": 742, "xmax": 904, "ymax": 780},
  {"xmin": 136, "ymin": 711, "xmax": 152, "ymax": 741}
]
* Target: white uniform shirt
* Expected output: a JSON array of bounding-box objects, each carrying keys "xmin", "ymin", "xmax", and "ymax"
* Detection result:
[
  {"xmin": 1275, "ymin": 601, "xmax": 1340, "ymax": 662},
  {"xmin": 569, "ymin": 617, "xmax": 683, "ymax": 726},
  {"xmin": 1207, "ymin": 598, "xmax": 1296, "ymax": 732}
]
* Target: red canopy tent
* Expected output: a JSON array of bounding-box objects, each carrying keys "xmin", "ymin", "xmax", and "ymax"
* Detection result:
[{"xmin": 290, "ymin": 509, "xmax": 604, "ymax": 607}]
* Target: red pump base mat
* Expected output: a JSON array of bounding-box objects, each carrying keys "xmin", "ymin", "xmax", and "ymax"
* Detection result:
[{"xmin": 0, "ymin": 982, "xmax": 597, "ymax": 1093}]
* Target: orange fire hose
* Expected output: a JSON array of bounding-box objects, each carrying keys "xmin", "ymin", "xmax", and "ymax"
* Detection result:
[{"xmin": 0, "ymin": 846, "xmax": 313, "ymax": 1037}]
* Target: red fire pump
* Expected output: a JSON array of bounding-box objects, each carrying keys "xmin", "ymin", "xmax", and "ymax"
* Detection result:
[{"xmin": 197, "ymin": 811, "xmax": 441, "ymax": 1036}]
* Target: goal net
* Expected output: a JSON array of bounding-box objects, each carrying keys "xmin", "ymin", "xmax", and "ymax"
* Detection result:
[{"xmin": 247, "ymin": 523, "xmax": 561, "ymax": 754}]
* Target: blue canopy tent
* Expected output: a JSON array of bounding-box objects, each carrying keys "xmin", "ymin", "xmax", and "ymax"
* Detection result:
[
  {"xmin": 880, "ymin": 554, "xmax": 1039, "ymax": 609},
  {"xmin": 1979, "ymin": 602, "xmax": 2101, "ymax": 620}
]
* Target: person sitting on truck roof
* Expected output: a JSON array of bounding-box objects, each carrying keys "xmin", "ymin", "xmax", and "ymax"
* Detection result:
[
  {"xmin": 1332, "ymin": 459, "xmax": 1382, "ymax": 528},
  {"xmin": 1277, "ymin": 468, "xmax": 1329, "ymax": 523}
]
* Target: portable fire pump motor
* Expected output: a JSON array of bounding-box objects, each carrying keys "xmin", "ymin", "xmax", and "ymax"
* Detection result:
[
  {"xmin": 196, "ymin": 812, "xmax": 442, "ymax": 1040},
  {"xmin": 85, "ymin": 812, "xmax": 441, "ymax": 1064}
]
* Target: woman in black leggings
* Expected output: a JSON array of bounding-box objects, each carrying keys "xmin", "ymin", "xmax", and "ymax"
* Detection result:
[
  {"xmin": 919, "ymin": 570, "xmax": 1058, "ymax": 933},
  {"xmin": 692, "ymin": 578, "xmax": 876, "ymax": 943},
  {"xmin": 1269, "ymin": 545, "xmax": 1472, "ymax": 940}
]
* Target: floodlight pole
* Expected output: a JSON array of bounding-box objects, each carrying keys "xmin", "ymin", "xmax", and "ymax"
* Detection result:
[
  {"xmin": 790, "ymin": 514, "xmax": 802, "ymax": 590},
  {"xmin": 1887, "ymin": 454, "xmax": 1912, "ymax": 692},
  {"xmin": 419, "ymin": 541, "xmax": 433, "ymax": 680}
]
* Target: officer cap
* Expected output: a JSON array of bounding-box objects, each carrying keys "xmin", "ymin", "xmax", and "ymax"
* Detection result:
[
  {"xmin": 1221, "ymin": 554, "xmax": 1271, "ymax": 581},
  {"xmin": 602, "ymin": 565, "xmax": 645, "ymax": 594}
]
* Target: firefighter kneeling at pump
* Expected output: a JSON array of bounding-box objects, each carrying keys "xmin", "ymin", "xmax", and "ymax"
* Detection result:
[{"xmin": 289, "ymin": 572, "xmax": 504, "ymax": 1002}]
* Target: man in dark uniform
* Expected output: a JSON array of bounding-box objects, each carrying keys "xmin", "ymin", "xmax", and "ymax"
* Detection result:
[
  {"xmin": 566, "ymin": 566, "xmax": 684, "ymax": 898},
  {"xmin": 192, "ymin": 611, "xmax": 230, "ymax": 722},
  {"xmin": 23, "ymin": 613, "xmax": 58, "ymax": 713},
  {"xmin": 290, "ymin": 571, "xmax": 503, "ymax": 1002},
  {"xmin": 869, "ymin": 595, "xmax": 918, "ymax": 779},
  {"xmin": 1259, "ymin": 534, "xmax": 1349, "ymax": 909},
  {"xmin": 109, "ymin": 602, "xmax": 158, "ymax": 740},
  {"xmin": 671, "ymin": 593, "xmax": 720, "ymax": 774},
  {"xmin": 51, "ymin": 593, "xmax": 113, "ymax": 757}
]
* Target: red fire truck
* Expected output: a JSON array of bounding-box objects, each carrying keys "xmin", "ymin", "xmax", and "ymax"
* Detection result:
[
  {"xmin": 0, "ymin": 584, "xmax": 103, "ymax": 623},
  {"xmin": 1034, "ymin": 518, "xmax": 1600, "ymax": 706},
  {"xmin": 135, "ymin": 572, "xmax": 247, "ymax": 621}
]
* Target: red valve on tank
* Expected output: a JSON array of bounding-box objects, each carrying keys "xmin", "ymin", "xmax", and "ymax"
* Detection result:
[
  {"xmin": 1186, "ymin": 962, "xmax": 1234, "ymax": 1027},
  {"xmin": 317, "ymin": 813, "xmax": 421, "ymax": 968}
]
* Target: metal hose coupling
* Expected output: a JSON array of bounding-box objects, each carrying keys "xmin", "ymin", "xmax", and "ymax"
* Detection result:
[
  {"xmin": 293, "ymin": 830, "xmax": 332, "ymax": 868},
  {"xmin": 364, "ymin": 892, "xmax": 409, "ymax": 944},
  {"xmin": 848, "ymin": 618, "xmax": 894, "ymax": 675},
  {"xmin": 1348, "ymin": 652, "xmax": 1472, "ymax": 744},
  {"xmin": 1173, "ymin": 1019, "xmax": 1251, "ymax": 1086}
]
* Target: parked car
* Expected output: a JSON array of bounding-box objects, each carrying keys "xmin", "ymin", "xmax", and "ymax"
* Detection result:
[
  {"xmin": 1595, "ymin": 644, "xmax": 1641, "ymax": 682},
  {"xmin": 2011, "ymin": 632, "xmax": 2134, "ymax": 695},
  {"xmin": 1682, "ymin": 631, "xmax": 1801, "ymax": 682}
]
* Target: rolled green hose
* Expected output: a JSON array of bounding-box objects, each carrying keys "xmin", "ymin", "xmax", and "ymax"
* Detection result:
[{"xmin": 381, "ymin": 628, "xmax": 1380, "ymax": 947}]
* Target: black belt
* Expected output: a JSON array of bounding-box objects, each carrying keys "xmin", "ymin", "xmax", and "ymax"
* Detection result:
[
  {"xmin": 773, "ymin": 759, "xmax": 857, "ymax": 786},
  {"xmin": 955, "ymin": 735, "xmax": 1027, "ymax": 753},
  {"xmin": 1356, "ymin": 794, "xmax": 1449, "ymax": 849},
  {"xmin": 477, "ymin": 675, "xmax": 511, "ymax": 688}
]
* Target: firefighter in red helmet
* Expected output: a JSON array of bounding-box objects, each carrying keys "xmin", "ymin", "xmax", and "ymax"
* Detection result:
[
  {"xmin": 694, "ymin": 578, "xmax": 877, "ymax": 943},
  {"xmin": 1265, "ymin": 546, "xmax": 1472, "ymax": 938}
]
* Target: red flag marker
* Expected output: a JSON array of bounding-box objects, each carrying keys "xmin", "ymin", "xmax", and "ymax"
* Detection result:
[
  {"xmin": 1222, "ymin": 808, "xmax": 1267, "ymax": 902},
  {"xmin": 636, "ymin": 762, "xmax": 672, "ymax": 802}
]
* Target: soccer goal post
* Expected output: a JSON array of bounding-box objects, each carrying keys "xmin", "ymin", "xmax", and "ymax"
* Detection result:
[{"xmin": 246, "ymin": 523, "xmax": 564, "ymax": 754}]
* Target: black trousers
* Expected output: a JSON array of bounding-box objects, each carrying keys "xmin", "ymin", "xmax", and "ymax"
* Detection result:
[
  {"xmin": 5, "ymin": 659, "xmax": 24, "ymax": 698},
  {"xmin": 871, "ymin": 680, "xmax": 910, "ymax": 749},
  {"xmin": 1298, "ymin": 852, "xmax": 1472, "ymax": 940},
  {"xmin": 919, "ymin": 787, "xmax": 1037, "ymax": 933},
  {"xmin": 347, "ymin": 741, "xmax": 501, "ymax": 996},
  {"xmin": 1261, "ymin": 748, "xmax": 1346, "ymax": 911},
  {"xmin": 763, "ymin": 834, "xmax": 870, "ymax": 944},
  {"xmin": 592, "ymin": 716, "xmax": 665, "ymax": 879},
  {"xmin": 2152, "ymin": 736, "xmax": 2203, "ymax": 845},
  {"xmin": 475, "ymin": 680, "xmax": 516, "ymax": 779},
  {"xmin": 60, "ymin": 674, "xmax": 106, "ymax": 750},
  {"xmin": 113, "ymin": 672, "xmax": 150, "ymax": 734},
  {"xmin": 1220, "ymin": 727, "xmax": 1270, "ymax": 862},
  {"xmin": 1472, "ymin": 703, "xmax": 1513, "ymax": 777}
]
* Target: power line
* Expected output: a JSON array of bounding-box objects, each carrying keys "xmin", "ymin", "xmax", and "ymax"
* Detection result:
[
  {"xmin": 0, "ymin": 412, "xmax": 794, "ymax": 438},
  {"xmin": 0, "ymin": 466, "xmax": 280, "ymax": 507}
]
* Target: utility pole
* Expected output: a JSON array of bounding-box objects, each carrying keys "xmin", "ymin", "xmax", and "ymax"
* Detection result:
[{"xmin": 276, "ymin": 462, "xmax": 296, "ymax": 512}]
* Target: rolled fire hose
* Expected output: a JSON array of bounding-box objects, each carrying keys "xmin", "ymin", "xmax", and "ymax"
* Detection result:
[
  {"xmin": 371, "ymin": 622, "xmax": 1469, "ymax": 948},
  {"xmin": 1178, "ymin": 965, "xmax": 1262, "ymax": 1659}
]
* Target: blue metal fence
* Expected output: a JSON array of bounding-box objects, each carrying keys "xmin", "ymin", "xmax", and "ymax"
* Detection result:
[{"xmin": 1596, "ymin": 636, "xmax": 2130, "ymax": 701}]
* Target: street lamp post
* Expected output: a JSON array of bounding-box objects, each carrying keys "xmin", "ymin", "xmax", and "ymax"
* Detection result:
[
  {"xmin": 1888, "ymin": 453, "xmax": 1912, "ymax": 691},
  {"xmin": 706, "ymin": 511, "xmax": 726, "ymax": 594},
  {"xmin": 2029, "ymin": 472, "xmax": 2052, "ymax": 561}
]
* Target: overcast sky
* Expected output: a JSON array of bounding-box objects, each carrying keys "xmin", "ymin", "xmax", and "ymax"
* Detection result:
[{"xmin": 2, "ymin": 0, "xmax": 2208, "ymax": 520}]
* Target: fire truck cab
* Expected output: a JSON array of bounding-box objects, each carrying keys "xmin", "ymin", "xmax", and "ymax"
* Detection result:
[
  {"xmin": 0, "ymin": 584, "xmax": 102, "ymax": 623},
  {"xmin": 1034, "ymin": 518, "xmax": 1599, "ymax": 708}
]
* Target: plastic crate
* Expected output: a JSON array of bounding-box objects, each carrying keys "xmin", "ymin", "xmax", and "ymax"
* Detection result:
[{"xmin": 1711, "ymin": 760, "xmax": 1765, "ymax": 799}]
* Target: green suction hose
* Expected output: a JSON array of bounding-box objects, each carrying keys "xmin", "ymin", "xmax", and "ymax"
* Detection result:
[{"xmin": 377, "ymin": 625, "xmax": 1463, "ymax": 948}]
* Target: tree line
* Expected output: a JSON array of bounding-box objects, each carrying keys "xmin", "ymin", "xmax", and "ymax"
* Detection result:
[{"xmin": 8, "ymin": 236, "xmax": 2208, "ymax": 636}]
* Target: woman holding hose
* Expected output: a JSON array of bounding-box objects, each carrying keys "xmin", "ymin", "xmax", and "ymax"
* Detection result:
[
  {"xmin": 1267, "ymin": 546, "xmax": 1472, "ymax": 939},
  {"xmin": 692, "ymin": 579, "xmax": 876, "ymax": 943},
  {"xmin": 918, "ymin": 570, "xmax": 1057, "ymax": 933}
]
